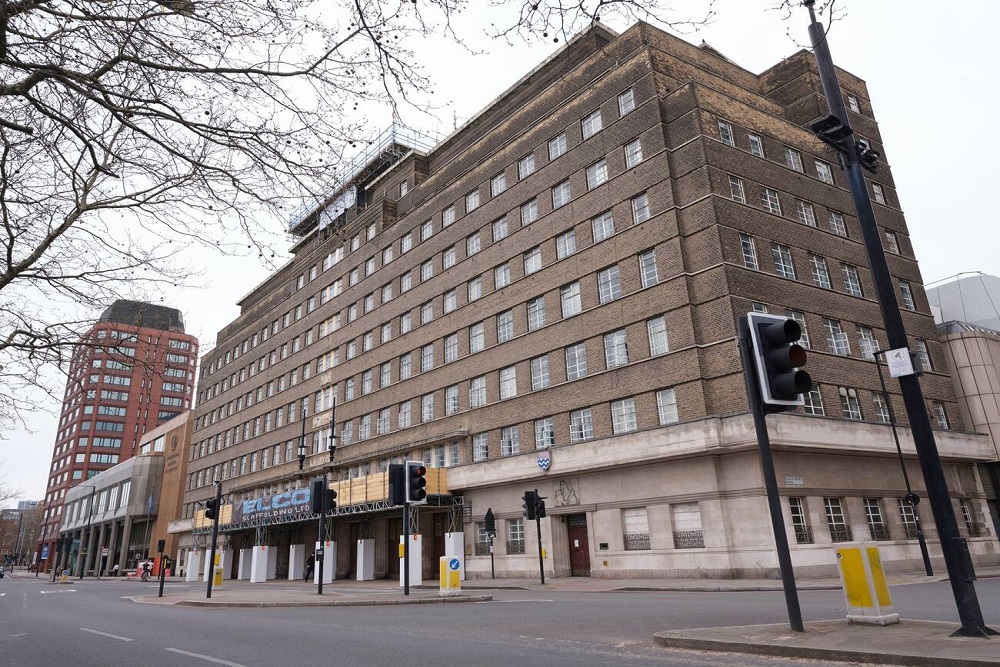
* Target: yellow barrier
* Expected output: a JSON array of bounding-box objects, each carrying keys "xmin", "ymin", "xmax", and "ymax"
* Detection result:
[{"xmin": 835, "ymin": 543, "xmax": 898, "ymax": 625}]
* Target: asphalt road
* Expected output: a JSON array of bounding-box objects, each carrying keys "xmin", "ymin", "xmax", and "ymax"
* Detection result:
[{"xmin": 3, "ymin": 574, "xmax": 999, "ymax": 667}]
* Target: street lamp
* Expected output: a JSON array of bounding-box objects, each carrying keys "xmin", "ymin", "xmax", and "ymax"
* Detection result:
[{"xmin": 76, "ymin": 485, "xmax": 97, "ymax": 580}]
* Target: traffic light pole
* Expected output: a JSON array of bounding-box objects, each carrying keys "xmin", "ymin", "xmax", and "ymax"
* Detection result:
[
  {"xmin": 738, "ymin": 316, "xmax": 803, "ymax": 633},
  {"xmin": 402, "ymin": 500, "xmax": 410, "ymax": 596},
  {"xmin": 535, "ymin": 515, "xmax": 545, "ymax": 585},
  {"xmin": 317, "ymin": 472, "xmax": 327, "ymax": 596},
  {"xmin": 205, "ymin": 480, "xmax": 221, "ymax": 600},
  {"xmin": 803, "ymin": 0, "xmax": 993, "ymax": 636}
]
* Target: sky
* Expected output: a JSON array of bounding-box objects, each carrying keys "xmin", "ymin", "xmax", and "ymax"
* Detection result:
[{"xmin": 3, "ymin": 0, "xmax": 998, "ymax": 506}]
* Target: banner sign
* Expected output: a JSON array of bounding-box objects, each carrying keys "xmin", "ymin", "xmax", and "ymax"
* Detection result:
[{"xmin": 231, "ymin": 487, "xmax": 311, "ymax": 523}]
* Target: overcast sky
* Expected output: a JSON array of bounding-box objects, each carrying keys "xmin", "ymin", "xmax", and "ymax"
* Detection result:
[{"xmin": 4, "ymin": 0, "xmax": 998, "ymax": 506}]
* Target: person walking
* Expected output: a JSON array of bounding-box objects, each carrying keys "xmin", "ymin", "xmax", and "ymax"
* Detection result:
[{"xmin": 304, "ymin": 554, "xmax": 314, "ymax": 582}]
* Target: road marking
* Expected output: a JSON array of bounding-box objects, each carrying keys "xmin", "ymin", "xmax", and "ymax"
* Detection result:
[
  {"xmin": 476, "ymin": 599, "xmax": 554, "ymax": 603},
  {"xmin": 165, "ymin": 648, "xmax": 248, "ymax": 667},
  {"xmin": 81, "ymin": 628, "xmax": 133, "ymax": 642},
  {"xmin": 40, "ymin": 589, "xmax": 76, "ymax": 594},
  {"xmin": 0, "ymin": 592, "xmax": 5, "ymax": 596}
]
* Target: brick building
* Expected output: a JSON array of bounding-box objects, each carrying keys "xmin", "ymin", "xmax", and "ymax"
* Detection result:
[
  {"xmin": 182, "ymin": 23, "xmax": 998, "ymax": 581},
  {"xmin": 36, "ymin": 300, "xmax": 198, "ymax": 572}
]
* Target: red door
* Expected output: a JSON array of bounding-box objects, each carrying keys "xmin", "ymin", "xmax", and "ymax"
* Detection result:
[{"xmin": 567, "ymin": 514, "xmax": 591, "ymax": 577}]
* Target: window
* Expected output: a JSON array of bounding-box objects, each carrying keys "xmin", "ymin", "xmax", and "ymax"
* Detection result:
[
  {"xmin": 523, "ymin": 247, "xmax": 542, "ymax": 275},
  {"xmin": 421, "ymin": 344, "xmax": 434, "ymax": 372},
  {"xmin": 469, "ymin": 322, "xmax": 485, "ymax": 353},
  {"xmin": 420, "ymin": 301, "xmax": 433, "ymax": 324},
  {"xmin": 789, "ymin": 498, "xmax": 813, "ymax": 544},
  {"xmin": 489, "ymin": 218, "xmax": 508, "ymax": 244},
  {"xmin": 647, "ymin": 316, "xmax": 669, "ymax": 356},
  {"xmin": 466, "ymin": 232, "xmax": 481, "ymax": 256},
  {"xmin": 672, "ymin": 502, "xmax": 704, "ymax": 548},
  {"xmin": 421, "ymin": 394, "xmax": 435, "ymax": 422},
  {"xmin": 718, "ymin": 120, "xmax": 735, "ymax": 146},
  {"xmin": 760, "ymin": 187, "xmax": 782, "ymax": 215},
  {"xmin": 824, "ymin": 319, "xmax": 850, "ymax": 356},
  {"xmin": 621, "ymin": 507, "xmax": 651, "ymax": 550},
  {"xmin": 527, "ymin": 297, "xmax": 546, "ymax": 331},
  {"xmin": 639, "ymin": 250, "xmax": 659, "ymax": 287},
  {"xmin": 442, "ymin": 205, "xmax": 456, "ymax": 227},
  {"xmin": 524, "ymin": 355, "xmax": 549, "ymax": 392},
  {"xmin": 872, "ymin": 183, "xmax": 886, "ymax": 204},
  {"xmin": 899, "ymin": 281, "xmax": 916, "ymax": 310},
  {"xmin": 570, "ymin": 408, "xmax": 594, "ymax": 442},
  {"xmin": 729, "ymin": 175, "xmax": 746, "ymax": 204},
  {"xmin": 378, "ymin": 408, "xmax": 391, "ymax": 435},
  {"xmin": 465, "ymin": 190, "xmax": 480, "ymax": 213},
  {"xmin": 839, "ymin": 387, "xmax": 862, "ymax": 420},
  {"xmin": 858, "ymin": 326, "xmax": 879, "ymax": 360},
  {"xmin": 624, "ymin": 139, "xmax": 643, "ymax": 168},
  {"xmin": 497, "ymin": 310, "xmax": 514, "ymax": 343},
  {"xmin": 445, "ymin": 385, "xmax": 460, "ymax": 415},
  {"xmin": 842, "ymin": 264, "xmax": 863, "ymax": 297},
  {"xmin": 557, "ymin": 230, "xmax": 577, "ymax": 259},
  {"xmin": 400, "ymin": 272, "xmax": 412, "ymax": 293},
  {"xmin": 604, "ymin": 329, "xmax": 628, "ymax": 368},
  {"xmin": 399, "ymin": 353, "xmax": 412, "ymax": 380},
  {"xmin": 784, "ymin": 147, "xmax": 803, "ymax": 172},
  {"xmin": 401, "ymin": 233, "xmax": 413, "ymax": 253},
  {"xmin": 382, "ymin": 283, "xmax": 393, "ymax": 303},
  {"xmin": 618, "ymin": 88, "xmax": 635, "ymax": 115},
  {"xmin": 490, "ymin": 172, "xmax": 507, "ymax": 197},
  {"xmin": 960, "ymin": 499, "xmax": 981, "ymax": 536},
  {"xmin": 586, "ymin": 159, "xmax": 609, "ymax": 189},
  {"xmin": 421, "ymin": 219, "xmax": 434, "ymax": 241},
  {"xmin": 803, "ymin": 386, "xmax": 825, "ymax": 415},
  {"xmin": 808, "ymin": 254, "xmax": 831, "ymax": 288},
  {"xmin": 444, "ymin": 334, "xmax": 459, "ymax": 363},
  {"xmin": 470, "ymin": 376, "xmax": 486, "ymax": 408},
  {"xmin": 913, "ymin": 339, "xmax": 932, "ymax": 371},
  {"xmin": 501, "ymin": 425, "xmax": 520, "ymax": 456},
  {"xmin": 748, "ymin": 133, "xmax": 764, "ymax": 157},
  {"xmin": 884, "ymin": 230, "xmax": 900, "ymax": 254},
  {"xmin": 468, "ymin": 277, "xmax": 483, "ymax": 301},
  {"xmin": 561, "ymin": 283, "xmax": 582, "ymax": 318},
  {"xmin": 822, "ymin": 497, "xmax": 852, "ymax": 542},
  {"xmin": 443, "ymin": 290, "xmax": 457, "ymax": 314},
  {"xmin": 494, "ymin": 262, "xmax": 511, "ymax": 289},
  {"xmin": 592, "ymin": 210, "xmax": 615, "ymax": 242},
  {"xmin": 521, "ymin": 198, "xmax": 540, "ymax": 225},
  {"xmin": 499, "ymin": 366, "xmax": 517, "ymax": 399},
  {"xmin": 816, "ymin": 160, "xmax": 835, "ymax": 184},
  {"xmin": 552, "ymin": 180, "xmax": 571, "ymax": 209},
  {"xmin": 631, "ymin": 193, "xmax": 651, "ymax": 223},
  {"xmin": 932, "ymin": 402, "xmax": 950, "ymax": 429},
  {"xmin": 565, "ymin": 343, "xmax": 588, "ymax": 380},
  {"xmin": 611, "ymin": 398, "xmax": 637, "ymax": 434},
  {"xmin": 581, "ymin": 109, "xmax": 603, "ymax": 139},
  {"xmin": 400, "ymin": 311, "xmax": 412, "ymax": 334},
  {"xmin": 863, "ymin": 498, "xmax": 890, "ymax": 541},
  {"xmin": 653, "ymin": 387, "xmax": 678, "ymax": 424},
  {"xmin": 443, "ymin": 246, "xmax": 456, "ymax": 269},
  {"xmin": 740, "ymin": 233, "xmax": 759, "ymax": 269},
  {"xmin": 846, "ymin": 94, "xmax": 860, "ymax": 113},
  {"xmin": 771, "ymin": 243, "xmax": 796, "ymax": 280},
  {"xmin": 828, "ymin": 211, "xmax": 847, "ymax": 237},
  {"xmin": 873, "ymin": 392, "xmax": 891, "ymax": 423},
  {"xmin": 598, "ymin": 265, "xmax": 622, "ymax": 303},
  {"xmin": 796, "ymin": 200, "xmax": 817, "ymax": 227},
  {"xmin": 548, "ymin": 132, "xmax": 568, "ymax": 160},
  {"xmin": 380, "ymin": 362, "xmax": 391, "ymax": 388},
  {"xmin": 419, "ymin": 259, "xmax": 433, "ymax": 283},
  {"xmin": 899, "ymin": 499, "xmax": 920, "ymax": 538},
  {"xmin": 399, "ymin": 180, "xmax": 408, "ymax": 197},
  {"xmin": 518, "ymin": 154, "xmax": 535, "ymax": 180},
  {"xmin": 472, "ymin": 433, "xmax": 488, "ymax": 462},
  {"xmin": 507, "ymin": 519, "xmax": 525, "ymax": 554}
]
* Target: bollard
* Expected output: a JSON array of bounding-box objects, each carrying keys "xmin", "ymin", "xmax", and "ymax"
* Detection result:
[{"xmin": 439, "ymin": 556, "xmax": 461, "ymax": 597}]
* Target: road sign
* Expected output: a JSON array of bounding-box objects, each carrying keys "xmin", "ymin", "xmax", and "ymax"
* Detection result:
[
  {"xmin": 885, "ymin": 347, "xmax": 914, "ymax": 378},
  {"xmin": 448, "ymin": 558, "xmax": 460, "ymax": 571}
]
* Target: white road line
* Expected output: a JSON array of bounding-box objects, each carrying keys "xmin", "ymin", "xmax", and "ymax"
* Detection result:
[
  {"xmin": 80, "ymin": 628, "xmax": 133, "ymax": 642},
  {"xmin": 165, "ymin": 648, "xmax": 249, "ymax": 667},
  {"xmin": 40, "ymin": 589, "xmax": 76, "ymax": 594},
  {"xmin": 475, "ymin": 599, "xmax": 554, "ymax": 603},
  {"xmin": 0, "ymin": 592, "xmax": 6, "ymax": 596}
]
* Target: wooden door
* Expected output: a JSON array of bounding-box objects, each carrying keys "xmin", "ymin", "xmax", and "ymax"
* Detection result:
[{"xmin": 567, "ymin": 514, "xmax": 590, "ymax": 577}]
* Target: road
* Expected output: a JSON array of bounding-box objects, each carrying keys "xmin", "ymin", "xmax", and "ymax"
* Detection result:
[{"xmin": 2, "ymin": 574, "xmax": 999, "ymax": 667}]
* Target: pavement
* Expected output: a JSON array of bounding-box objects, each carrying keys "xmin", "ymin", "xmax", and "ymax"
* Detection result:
[{"xmin": 8, "ymin": 566, "xmax": 1000, "ymax": 665}]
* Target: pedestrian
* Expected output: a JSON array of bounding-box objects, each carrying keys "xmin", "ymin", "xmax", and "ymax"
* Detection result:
[
  {"xmin": 112, "ymin": 564, "xmax": 120, "ymax": 578},
  {"xmin": 304, "ymin": 554, "xmax": 314, "ymax": 581}
]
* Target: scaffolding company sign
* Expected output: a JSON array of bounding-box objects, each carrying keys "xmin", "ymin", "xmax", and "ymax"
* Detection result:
[{"xmin": 232, "ymin": 487, "xmax": 311, "ymax": 523}]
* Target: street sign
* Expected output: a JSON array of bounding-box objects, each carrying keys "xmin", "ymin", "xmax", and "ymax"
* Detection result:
[
  {"xmin": 448, "ymin": 558, "xmax": 460, "ymax": 571},
  {"xmin": 41, "ymin": 545, "xmax": 49, "ymax": 559},
  {"xmin": 885, "ymin": 347, "xmax": 914, "ymax": 378}
]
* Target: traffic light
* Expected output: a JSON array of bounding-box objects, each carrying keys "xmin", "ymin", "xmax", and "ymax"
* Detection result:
[
  {"xmin": 534, "ymin": 491, "xmax": 547, "ymax": 519},
  {"xmin": 388, "ymin": 463, "xmax": 405, "ymax": 506},
  {"xmin": 405, "ymin": 461, "xmax": 427, "ymax": 505},
  {"xmin": 747, "ymin": 312, "xmax": 812, "ymax": 410},
  {"xmin": 205, "ymin": 497, "xmax": 218, "ymax": 521},
  {"xmin": 310, "ymin": 478, "xmax": 336, "ymax": 514},
  {"xmin": 522, "ymin": 490, "xmax": 538, "ymax": 520}
]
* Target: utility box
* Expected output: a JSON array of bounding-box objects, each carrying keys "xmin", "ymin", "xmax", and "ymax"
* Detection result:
[{"xmin": 835, "ymin": 543, "xmax": 899, "ymax": 625}]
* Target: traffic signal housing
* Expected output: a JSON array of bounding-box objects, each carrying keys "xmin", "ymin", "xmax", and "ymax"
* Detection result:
[
  {"xmin": 311, "ymin": 477, "xmax": 337, "ymax": 514},
  {"xmin": 205, "ymin": 497, "xmax": 218, "ymax": 521},
  {"xmin": 522, "ymin": 490, "xmax": 538, "ymax": 520},
  {"xmin": 534, "ymin": 492, "xmax": 546, "ymax": 519},
  {"xmin": 405, "ymin": 461, "xmax": 427, "ymax": 504},
  {"xmin": 747, "ymin": 313, "xmax": 813, "ymax": 410},
  {"xmin": 388, "ymin": 463, "xmax": 405, "ymax": 506}
]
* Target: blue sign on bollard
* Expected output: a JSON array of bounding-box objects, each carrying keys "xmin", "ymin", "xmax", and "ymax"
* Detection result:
[{"xmin": 448, "ymin": 558, "xmax": 460, "ymax": 571}]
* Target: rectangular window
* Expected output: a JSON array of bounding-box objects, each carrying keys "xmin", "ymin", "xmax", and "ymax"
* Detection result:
[
  {"xmin": 604, "ymin": 329, "xmax": 628, "ymax": 368},
  {"xmin": 899, "ymin": 500, "xmax": 920, "ymax": 539},
  {"xmin": 803, "ymin": 385, "xmax": 825, "ymax": 415},
  {"xmin": 494, "ymin": 262, "xmax": 511, "ymax": 290},
  {"xmin": 499, "ymin": 366, "xmax": 517, "ymax": 399},
  {"xmin": 518, "ymin": 154, "xmax": 536, "ymax": 180},
  {"xmin": 760, "ymin": 187, "xmax": 782, "ymax": 215},
  {"xmin": 530, "ymin": 355, "xmax": 550, "ymax": 391},
  {"xmin": 647, "ymin": 316, "xmax": 669, "ymax": 356},
  {"xmin": 824, "ymin": 319, "xmax": 850, "ymax": 355},
  {"xmin": 740, "ymin": 233, "xmax": 758, "ymax": 269},
  {"xmin": 839, "ymin": 387, "xmax": 862, "ymax": 420},
  {"xmin": 913, "ymin": 339, "xmax": 932, "ymax": 371},
  {"xmin": 611, "ymin": 398, "xmax": 637, "ymax": 433},
  {"xmin": 490, "ymin": 172, "xmax": 507, "ymax": 197},
  {"xmin": 399, "ymin": 353, "xmax": 412, "ymax": 380},
  {"xmin": 443, "ymin": 290, "xmax": 457, "ymax": 314},
  {"xmin": 443, "ymin": 246, "xmax": 456, "ymax": 269},
  {"xmin": 828, "ymin": 211, "xmax": 847, "ymax": 237},
  {"xmin": 884, "ymin": 230, "xmax": 900, "ymax": 254},
  {"xmin": 466, "ymin": 232, "xmax": 481, "ymax": 256},
  {"xmin": 657, "ymin": 388, "xmax": 678, "ymax": 424},
  {"xmin": 623, "ymin": 507, "xmax": 650, "ymax": 550},
  {"xmin": 421, "ymin": 394, "xmax": 434, "ymax": 422},
  {"xmin": 420, "ymin": 301, "xmax": 433, "ymax": 325},
  {"xmin": 421, "ymin": 344, "xmax": 434, "ymax": 372},
  {"xmin": 552, "ymin": 180, "xmax": 571, "ymax": 209},
  {"xmin": 582, "ymin": 109, "xmax": 603, "ymax": 139},
  {"xmin": 748, "ymin": 133, "xmax": 764, "ymax": 157},
  {"xmin": 586, "ymin": 159, "xmax": 609, "ymax": 189},
  {"xmin": 771, "ymin": 243, "xmax": 796, "ymax": 280},
  {"xmin": 729, "ymin": 175, "xmax": 746, "ymax": 204},
  {"xmin": 400, "ymin": 311, "xmax": 412, "ymax": 334},
  {"xmin": 565, "ymin": 343, "xmax": 588, "ymax": 380},
  {"xmin": 401, "ymin": 233, "xmax": 413, "ymax": 253},
  {"xmin": 443, "ymin": 205, "xmax": 456, "ymax": 227},
  {"xmin": 472, "ymin": 433, "xmax": 488, "ymax": 462},
  {"xmin": 873, "ymin": 392, "xmax": 891, "ymax": 423},
  {"xmin": 561, "ymin": 282, "xmax": 582, "ymax": 318},
  {"xmin": 445, "ymin": 385, "xmax": 460, "ymax": 415},
  {"xmin": 899, "ymin": 281, "xmax": 916, "ymax": 310},
  {"xmin": 618, "ymin": 88, "xmax": 635, "ymax": 115},
  {"xmin": 497, "ymin": 310, "xmax": 514, "ymax": 343},
  {"xmin": 592, "ymin": 210, "xmax": 615, "ymax": 242},
  {"xmin": 470, "ymin": 376, "xmax": 486, "ymax": 408},
  {"xmin": 872, "ymin": 183, "xmax": 886, "ymax": 204},
  {"xmin": 444, "ymin": 334, "xmax": 459, "ymax": 363},
  {"xmin": 858, "ymin": 326, "xmax": 880, "ymax": 360},
  {"xmin": 796, "ymin": 200, "xmax": 817, "ymax": 227},
  {"xmin": 557, "ymin": 230, "xmax": 577, "ymax": 259},
  {"xmin": 816, "ymin": 160, "xmax": 835, "ymax": 184},
  {"xmin": 400, "ymin": 272, "xmax": 412, "ymax": 293},
  {"xmin": 847, "ymin": 94, "xmax": 860, "ymax": 113},
  {"xmin": 718, "ymin": 120, "xmax": 735, "ymax": 146},
  {"xmin": 672, "ymin": 502, "xmax": 704, "ymax": 548},
  {"xmin": 639, "ymin": 250, "xmax": 659, "ymax": 288},
  {"xmin": 548, "ymin": 132, "xmax": 568, "ymax": 160},
  {"xmin": 507, "ymin": 519, "xmax": 525, "ymax": 554},
  {"xmin": 421, "ymin": 220, "xmax": 433, "ymax": 242},
  {"xmin": 523, "ymin": 247, "xmax": 542, "ymax": 275},
  {"xmin": 789, "ymin": 498, "xmax": 813, "ymax": 544},
  {"xmin": 527, "ymin": 297, "xmax": 546, "ymax": 331},
  {"xmin": 521, "ymin": 199, "xmax": 539, "ymax": 225},
  {"xmin": 864, "ymin": 498, "xmax": 890, "ymax": 541},
  {"xmin": 501, "ymin": 425, "xmax": 520, "ymax": 456},
  {"xmin": 631, "ymin": 193, "xmax": 651, "ymax": 223},
  {"xmin": 465, "ymin": 190, "xmax": 480, "ymax": 213},
  {"xmin": 624, "ymin": 139, "xmax": 643, "ymax": 168},
  {"xmin": 468, "ymin": 277, "xmax": 483, "ymax": 302},
  {"xmin": 570, "ymin": 408, "xmax": 594, "ymax": 442},
  {"xmin": 469, "ymin": 322, "xmax": 485, "ymax": 353},
  {"xmin": 380, "ymin": 362, "xmax": 391, "ymax": 388},
  {"xmin": 825, "ymin": 497, "xmax": 852, "ymax": 542},
  {"xmin": 785, "ymin": 147, "xmax": 803, "ymax": 172},
  {"xmin": 598, "ymin": 265, "xmax": 622, "ymax": 303},
  {"xmin": 808, "ymin": 254, "xmax": 831, "ymax": 288},
  {"xmin": 842, "ymin": 264, "xmax": 863, "ymax": 297},
  {"xmin": 931, "ymin": 401, "xmax": 950, "ymax": 429},
  {"xmin": 534, "ymin": 417, "xmax": 555, "ymax": 448}
]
